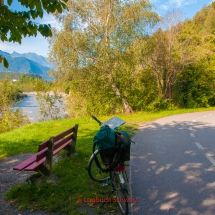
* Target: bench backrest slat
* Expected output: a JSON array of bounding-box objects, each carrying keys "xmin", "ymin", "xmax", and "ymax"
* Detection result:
[
  {"xmin": 36, "ymin": 134, "xmax": 73, "ymax": 162},
  {"xmin": 38, "ymin": 140, "xmax": 50, "ymax": 152},
  {"xmin": 36, "ymin": 148, "xmax": 48, "ymax": 162},
  {"xmin": 53, "ymin": 127, "xmax": 74, "ymax": 142},
  {"xmin": 37, "ymin": 127, "xmax": 74, "ymax": 152},
  {"xmin": 54, "ymin": 134, "xmax": 73, "ymax": 150}
]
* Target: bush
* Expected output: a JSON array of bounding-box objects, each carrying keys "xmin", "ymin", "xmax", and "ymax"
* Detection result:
[
  {"xmin": 0, "ymin": 109, "xmax": 30, "ymax": 133},
  {"xmin": 0, "ymin": 78, "xmax": 30, "ymax": 134}
]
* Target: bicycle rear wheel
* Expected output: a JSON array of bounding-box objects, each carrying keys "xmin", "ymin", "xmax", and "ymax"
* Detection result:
[
  {"xmin": 86, "ymin": 149, "xmax": 110, "ymax": 183},
  {"xmin": 111, "ymin": 171, "xmax": 129, "ymax": 215}
]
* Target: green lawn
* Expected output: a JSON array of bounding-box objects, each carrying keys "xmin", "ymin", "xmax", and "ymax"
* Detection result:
[{"xmin": 2, "ymin": 107, "xmax": 215, "ymax": 214}]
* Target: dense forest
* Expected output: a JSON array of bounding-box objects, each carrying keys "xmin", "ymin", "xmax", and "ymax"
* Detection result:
[{"xmin": 46, "ymin": 0, "xmax": 215, "ymax": 116}]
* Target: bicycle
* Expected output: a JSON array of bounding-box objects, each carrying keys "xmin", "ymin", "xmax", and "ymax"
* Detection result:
[{"xmin": 86, "ymin": 115, "xmax": 133, "ymax": 215}]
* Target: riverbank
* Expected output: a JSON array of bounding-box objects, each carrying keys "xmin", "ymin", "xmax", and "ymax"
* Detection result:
[{"xmin": 23, "ymin": 91, "xmax": 68, "ymax": 97}]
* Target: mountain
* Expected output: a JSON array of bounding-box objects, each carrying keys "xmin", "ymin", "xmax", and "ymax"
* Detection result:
[
  {"xmin": 0, "ymin": 50, "xmax": 54, "ymax": 80},
  {"xmin": 11, "ymin": 51, "xmax": 53, "ymax": 69}
]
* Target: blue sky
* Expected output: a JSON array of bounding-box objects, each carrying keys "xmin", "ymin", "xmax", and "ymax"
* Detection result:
[{"xmin": 0, "ymin": 0, "xmax": 214, "ymax": 57}]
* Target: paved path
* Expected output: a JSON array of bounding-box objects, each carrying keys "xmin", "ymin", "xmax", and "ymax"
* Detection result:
[{"xmin": 130, "ymin": 111, "xmax": 215, "ymax": 215}]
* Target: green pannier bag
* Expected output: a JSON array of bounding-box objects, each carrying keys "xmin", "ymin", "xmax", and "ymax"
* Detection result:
[
  {"xmin": 94, "ymin": 125, "xmax": 115, "ymax": 150},
  {"xmin": 93, "ymin": 125, "xmax": 116, "ymax": 165}
]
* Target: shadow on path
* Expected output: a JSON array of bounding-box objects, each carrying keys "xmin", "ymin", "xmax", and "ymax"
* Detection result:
[{"xmin": 130, "ymin": 119, "xmax": 215, "ymax": 215}]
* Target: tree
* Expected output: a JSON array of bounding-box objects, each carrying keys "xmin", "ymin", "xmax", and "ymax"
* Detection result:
[
  {"xmin": 49, "ymin": 0, "xmax": 159, "ymax": 115},
  {"xmin": 174, "ymin": 64, "xmax": 215, "ymax": 108},
  {"xmin": 0, "ymin": 0, "xmax": 68, "ymax": 67},
  {"xmin": 140, "ymin": 10, "xmax": 194, "ymax": 100},
  {"xmin": 36, "ymin": 91, "xmax": 65, "ymax": 121}
]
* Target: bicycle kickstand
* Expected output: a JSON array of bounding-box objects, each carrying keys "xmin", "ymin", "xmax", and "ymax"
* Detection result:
[{"xmin": 99, "ymin": 189, "xmax": 115, "ymax": 208}]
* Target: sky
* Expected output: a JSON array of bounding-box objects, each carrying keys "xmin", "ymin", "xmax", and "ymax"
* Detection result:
[{"xmin": 0, "ymin": 0, "xmax": 214, "ymax": 57}]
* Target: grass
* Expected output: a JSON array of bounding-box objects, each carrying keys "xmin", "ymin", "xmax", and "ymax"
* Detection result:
[{"xmin": 2, "ymin": 107, "xmax": 215, "ymax": 214}]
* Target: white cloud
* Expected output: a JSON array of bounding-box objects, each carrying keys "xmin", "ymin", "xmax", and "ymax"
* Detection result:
[
  {"xmin": 160, "ymin": 4, "xmax": 169, "ymax": 10},
  {"xmin": 36, "ymin": 13, "xmax": 62, "ymax": 30},
  {"xmin": 169, "ymin": 0, "xmax": 197, "ymax": 7}
]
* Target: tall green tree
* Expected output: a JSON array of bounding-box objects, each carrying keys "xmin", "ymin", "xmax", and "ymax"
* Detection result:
[
  {"xmin": 140, "ymin": 10, "xmax": 194, "ymax": 100},
  {"xmin": 49, "ymin": 0, "xmax": 159, "ymax": 115},
  {"xmin": 0, "ymin": 0, "xmax": 68, "ymax": 67}
]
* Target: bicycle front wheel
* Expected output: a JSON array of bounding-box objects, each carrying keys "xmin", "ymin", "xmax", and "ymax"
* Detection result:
[
  {"xmin": 86, "ymin": 149, "xmax": 110, "ymax": 183},
  {"xmin": 111, "ymin": 171, "xmax": 129, "ymax": 215}
]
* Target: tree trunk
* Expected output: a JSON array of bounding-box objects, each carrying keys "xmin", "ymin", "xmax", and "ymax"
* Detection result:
[{"xmin": 108, "ymin": 74, "xmax": 133, "ymax": 114}]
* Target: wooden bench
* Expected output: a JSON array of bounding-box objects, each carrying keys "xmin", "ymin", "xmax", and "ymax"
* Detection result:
[{"xmin": 13, "ymin": 124, "xmax": 78, "ymax": 176}]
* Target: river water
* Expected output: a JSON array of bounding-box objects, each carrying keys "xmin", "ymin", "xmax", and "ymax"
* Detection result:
[
  {"xmin": 14, "ymin": 93, "xmax": 40, "ymax": 122},
  {"xmin": 14, "ymin": 92, "xmax": 67, "ymax": 122}
]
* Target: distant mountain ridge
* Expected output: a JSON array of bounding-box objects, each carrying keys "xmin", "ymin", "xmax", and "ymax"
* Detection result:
[
  {"xmin": 0, "ymin": 50, "xmax": 54, "ymax": 80},
  {"xmin": 10, "ymin": 51, "xmax": 53, "ymax": 69}
]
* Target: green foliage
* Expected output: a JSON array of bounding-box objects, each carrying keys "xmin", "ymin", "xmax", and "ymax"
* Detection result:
[
  {"xmin": 0, "ymin": 73, "xmax": 52, "ymax": 92},
  {"xmin": 0, "ymin": 0, "xmax": 68, "ymax": 67},
  {"xmin": 145, "ymin": 97, "xmax": 173, "ymax": 111},
  {"xmin": 123, "ymin": 68, "xmax": 160, "ymax": 111},
  {"xmin": 15, "ymin": 75, "xmax": 45, "ymax": 92},
  {"xmin": 0, "ymin": 108, "xmax": 29, "ymax": 133},
  {"xmin": 0, "ymin": 56, "xmax": 9, "ymax": 68},
  {"xmin": 0, "ymin": 0, "xmax": 68, "ymax": 43},
  {"xmin": 49, "ymin": 0, "xmax": 159, "ymax": 115},
  {"xmin": 0, "ymin": 78, "xmax": 30, "ymax": 133},
  {"xmin": 0, "ymin": 71, "xmax": 37, "ymax": 80},
  {"xmin": 50, "ymin": 1, "xmax": 215, "ymax": 114},
  {"xmin": 173, "ymin": 64, "xmax": 215, "ymax": 108}
]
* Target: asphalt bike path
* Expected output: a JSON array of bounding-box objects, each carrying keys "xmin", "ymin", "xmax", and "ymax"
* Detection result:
[{"xmin": 130, "ymin": 110, "xmax": 215, "ymax": 215}]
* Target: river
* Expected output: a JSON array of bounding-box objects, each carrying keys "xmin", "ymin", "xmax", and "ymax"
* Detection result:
[
  {"xmin": 14, "ymin": 92, "xmax": 66, "ymax": 122},
  {"xmin": 14, "ymin": 93, "xmax": 40, "ymax": 122}
]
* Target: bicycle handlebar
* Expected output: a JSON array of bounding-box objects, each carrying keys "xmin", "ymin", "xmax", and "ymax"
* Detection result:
[{"xmin": 91, "ymin": 115, "xmax": 102, "ymax": 126}]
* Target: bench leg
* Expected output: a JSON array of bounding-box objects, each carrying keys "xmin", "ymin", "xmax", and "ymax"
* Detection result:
[
  {"xmin": 37, "ymin": 138, "xmax": 54, "ymax": 176},
  {"xmin": 67, "ymin": 124, "xmax": 78, "ymax": 156}
]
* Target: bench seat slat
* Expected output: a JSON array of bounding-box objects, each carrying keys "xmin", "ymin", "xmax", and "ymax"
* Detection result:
[
  {"xmin": 24, "ymin": 157, "xmax": 46, "ymax": 171},
  {"xmin": 13, "ymin": 155, "xmax": 37, "ymax": 171},
  {"xmin": 25, "ymin": 140, "xmax": 72, "ymax": 171}
]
